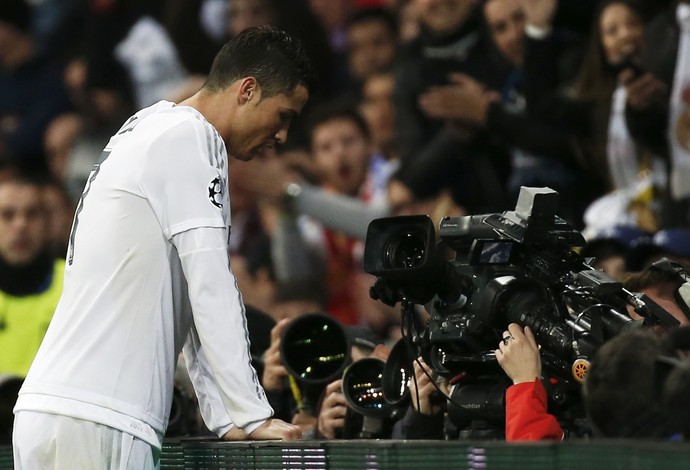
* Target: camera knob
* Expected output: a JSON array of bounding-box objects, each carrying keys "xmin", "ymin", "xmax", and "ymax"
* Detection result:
[{"xmin": 571, "ymin": 358, "xmax": 590, "ymax": 383}]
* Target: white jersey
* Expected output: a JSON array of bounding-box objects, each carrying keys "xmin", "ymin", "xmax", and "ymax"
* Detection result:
[{"xmin": 15, "ymin": 101, "xmax": 272, "ymax": 448}]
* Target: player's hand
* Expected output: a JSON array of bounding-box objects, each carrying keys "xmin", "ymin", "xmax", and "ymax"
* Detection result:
[
  {"xmin": 222, "ymin": 418, "xmax": 303, "ymax": 441},
  {"xmin": 495, "ymin": 323, "xmax": 541, "ymax": 384},
  {"xmin": 249, "ymin": 418, "xmax": 302, "ymax": 440}
]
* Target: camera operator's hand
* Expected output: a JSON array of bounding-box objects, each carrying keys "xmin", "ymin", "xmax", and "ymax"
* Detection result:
[
  {"xmin": 222, "ymin": 418, "xmax": 303, "ymax": 441},
  {"xmin": 261, "ymin": 318, "xmax": 291, "ymax": 392},
  {"xmin": 409, "ymin": 358, "xmax": 446, "ymax": 415},
  {"xmin": 316, "ymin": 379, "xmax": 348, "ymax": 439},
  {"xmin": 496, "ymin": 324, "xmax": 542, "ymax": 384}
]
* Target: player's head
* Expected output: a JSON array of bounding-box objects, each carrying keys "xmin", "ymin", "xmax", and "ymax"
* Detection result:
[
  {"xmin": 202, "ymin": 26, "xmax": 319, "ymax": 160},
  {"xmin": 203, "ymin": 26, "xmax": 319, "ymax": 100}
]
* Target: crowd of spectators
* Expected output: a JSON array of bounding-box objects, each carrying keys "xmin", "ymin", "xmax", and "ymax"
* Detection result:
[{"xmin": 3, "ymin": 0, "xmax": 690, "ymax": 447}]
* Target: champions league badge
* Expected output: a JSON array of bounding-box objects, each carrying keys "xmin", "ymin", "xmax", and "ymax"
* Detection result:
[{"xmin": 208, "ymin": 177, "xmax": 224, "ymax": 209}]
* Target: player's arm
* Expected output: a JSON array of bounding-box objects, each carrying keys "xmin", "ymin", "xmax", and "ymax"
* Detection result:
[
  {"xmin": 182, "ymin": 325, "xmax": 235, "ymax": 437},
  {"xmin": 174, "ymin": 226, "xmax": 301, "ymax": 440}
]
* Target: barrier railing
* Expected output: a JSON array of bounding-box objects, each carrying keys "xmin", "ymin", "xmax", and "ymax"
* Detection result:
[{"xmin": 4, "ymin": 439, "xmax": 690, "ymax": 469}]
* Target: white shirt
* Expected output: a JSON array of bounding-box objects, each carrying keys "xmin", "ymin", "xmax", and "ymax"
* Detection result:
[{"xmin": 15, "ymin": 101, "xmax": 272, "ymax": 448}]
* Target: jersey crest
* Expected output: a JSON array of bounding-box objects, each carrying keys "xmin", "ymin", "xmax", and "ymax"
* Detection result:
[{"xmin": 208, "ymin": 177, "xmax": 224, "ymax": 209}]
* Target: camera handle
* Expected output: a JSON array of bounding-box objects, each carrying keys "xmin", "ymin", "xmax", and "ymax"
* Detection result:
[{"xmin": 370, "ymin": 278, "xmax": 403, "ymax": 307}]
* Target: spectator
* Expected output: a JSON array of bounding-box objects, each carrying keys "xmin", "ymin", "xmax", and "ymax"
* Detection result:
[
  {"xmin": 581, "ymin": 224, "xmax": 652, "ymax": 279},
  {"xmin": 394, "ymin": 0, "xmax": 422, "ymax": 45},
  {"xmin": 0, "ymin": 173, "xmax": 64, "ymax": 378},
  {"xmin": 307, "ymin": 0, "xmax": 355, "ymax": 93},
  {"xmin": 0, "ymin": 0, "xmax": 74, "ymax": 174},
  {"xmin": 392, "ymin": 0, "xmax": 513, "ymax": 215},
  {"xmin": 626, "ymin": 0, "xmax": 690, "ymax": 226},
  {"xmin": 162, "ymin": 0, "xmax": 224, "ymax": 76},
  {"xmin": 344, "ymin": 7, "xmax": 400, "ymax": 95},
  {"xmin": 626, "ymin": 228, "xmax": 690, "ymax": 271},
  {"xmin": 282, "ymin": 102, "xmax": 376, "ymax": 327},
  {"xmin": 243, "ymin": 102, "xmax": 392, "ymax": 330},
  {"xmin": 359, "ymin": 70, "xmax": 399, "ymax": 161},
  {"xmin": 520, "ymin": 0, "xmax": 669, "ymax": 233},
  {"xmin": 416, "ymin": 0, "xmax": 597, "ymax": 226}
]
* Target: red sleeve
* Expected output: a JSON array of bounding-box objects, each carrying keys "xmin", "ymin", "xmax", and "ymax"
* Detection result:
[{"xmin": 505, "ymin": 379, "xmax": 565, "ymax": 441}]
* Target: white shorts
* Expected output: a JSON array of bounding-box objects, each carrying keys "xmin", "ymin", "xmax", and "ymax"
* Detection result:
[{"xmin": 12, "ymin": 411, "xmax": 159, "ymax": 470}]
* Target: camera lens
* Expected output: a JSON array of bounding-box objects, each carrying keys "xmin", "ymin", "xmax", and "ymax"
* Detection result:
[
  {"xmin": 384, "ymin": 230, "xmax": 426, "ymax": 269},
  {"xmin": 281, "ymin": 314, "xmax": 349, "ymax": 384},
  {"xmin": 343, "ymin": 358, "xmax": 387, "ymax": 415},
  {"xmin": 382, "ymin": 338, "xmax": 413, "ymax": 405}
]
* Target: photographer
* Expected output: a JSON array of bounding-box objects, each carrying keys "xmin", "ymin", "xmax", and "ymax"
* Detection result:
[
  {"xmin": 498, "ymin": 322, "xmax": 690, "ymax": 441},
  {"xmin": 315, "ymin": 331, "xmax": 391, "ymax": 439},
  {"xmin": 583, "ymin": 328, "xmax": 679, "ymax": 438},
  {"xmin": 259, "ymin": 316, "xmax": 322, "ymax": 437},
  {"xmin": 496, "ymin": 324, "xmax": 564, "ymax": 441},
  {"xmin": 623, "ymin": 259, "xmax": 690, "ymax": 329},
  {"xmin": 391, "ymin": 357, "xmax": 450, "ymax": 440}
]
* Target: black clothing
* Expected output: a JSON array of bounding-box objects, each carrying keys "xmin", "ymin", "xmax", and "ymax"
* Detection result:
[
  {"xmin": 0, "ymin": 251, "xmax": 55, "ymax": 297},
  {"xmin": 0, "ymin": 56, "xmax": 73, "ymax": 173},
  {"xmin": 392, "ymin": 18, "xmax": 513, "ymax": 213},
  {"xmin": 391, "ymin": 406, "xmax": 445, "ymax": 440},
  {"xmin": 625, "ymin": 3, "xmax": 690, "ymax": 227}
]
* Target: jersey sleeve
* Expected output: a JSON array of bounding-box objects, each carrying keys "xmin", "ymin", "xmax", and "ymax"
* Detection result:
[
  {"xmin": 505, "ymin": 379, "xmax": 565, "ymax": 441},
  {"xmin": 173, "ymin": 226, "xmax": 273, "ymax": 434},
  {"xmin": 182, "ymin": 329, "xmax": 235, "ymax": 437},
  {"xmin": 140, "ymin": 117, "xmax": 227, "ymax": 239}
]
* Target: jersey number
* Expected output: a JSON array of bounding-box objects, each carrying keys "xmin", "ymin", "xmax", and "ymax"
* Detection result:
[
  {"xmin": 67, "ymin": 150, "xmax": 111, "ymax": 265},
  {"xmin": 67, "ymin": 116, "xmax": 143, "ymax": 265}
]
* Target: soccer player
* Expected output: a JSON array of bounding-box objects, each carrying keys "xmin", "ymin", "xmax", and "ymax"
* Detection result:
[{"xmin": 12, "ymin": 26, "xmax": 318, "ymax": 468}]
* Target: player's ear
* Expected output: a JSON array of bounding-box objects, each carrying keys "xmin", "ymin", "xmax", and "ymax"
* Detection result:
[{"xmin": 238, "ymin": 77, "xmax": 258, "ymax": 105}]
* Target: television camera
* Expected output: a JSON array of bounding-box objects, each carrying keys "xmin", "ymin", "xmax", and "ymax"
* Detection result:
[{"xmin": 363, "ymin": 187, "xmax": 679, "ymax": 436}]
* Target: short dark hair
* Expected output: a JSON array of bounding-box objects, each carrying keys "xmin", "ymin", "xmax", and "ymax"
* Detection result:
[
  {"xmin": 345, "ymin": 7, "xmax": 399, "ymax": 37},
  {"xmin": 305, "ymin": 100, "xmax": 371, "ymax": 150},
  {"xmin": 203, "ymin": 26, "xmax": 319, "ymax": 98},
  {"xmin": 0, "ymin": 169, "xmax": 45, "ymax": 191},
  {"xmin": 0, "ymin": 0, "xmax": 31, "ymax": 32},
  {"xmin": 583, "ymin": 329, "xmax": 673, "ymax": 438},
  {"xmin": 623, "ymin": 267, "xmax": 684, "ymax": 294},
  {"xmin": 662, "ymin": 357, "xmax": 690, "ymax": 436}
]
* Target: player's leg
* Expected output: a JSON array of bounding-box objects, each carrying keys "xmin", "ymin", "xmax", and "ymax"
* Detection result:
[{"xmin": 13, "ymin": 411, "xmax": 158, "ymax": 469}]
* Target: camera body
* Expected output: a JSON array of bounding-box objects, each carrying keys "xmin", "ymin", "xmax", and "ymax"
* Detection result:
[{"xmin": 364, "ymin": 187, "xmax": 673, "ymax": 435}]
